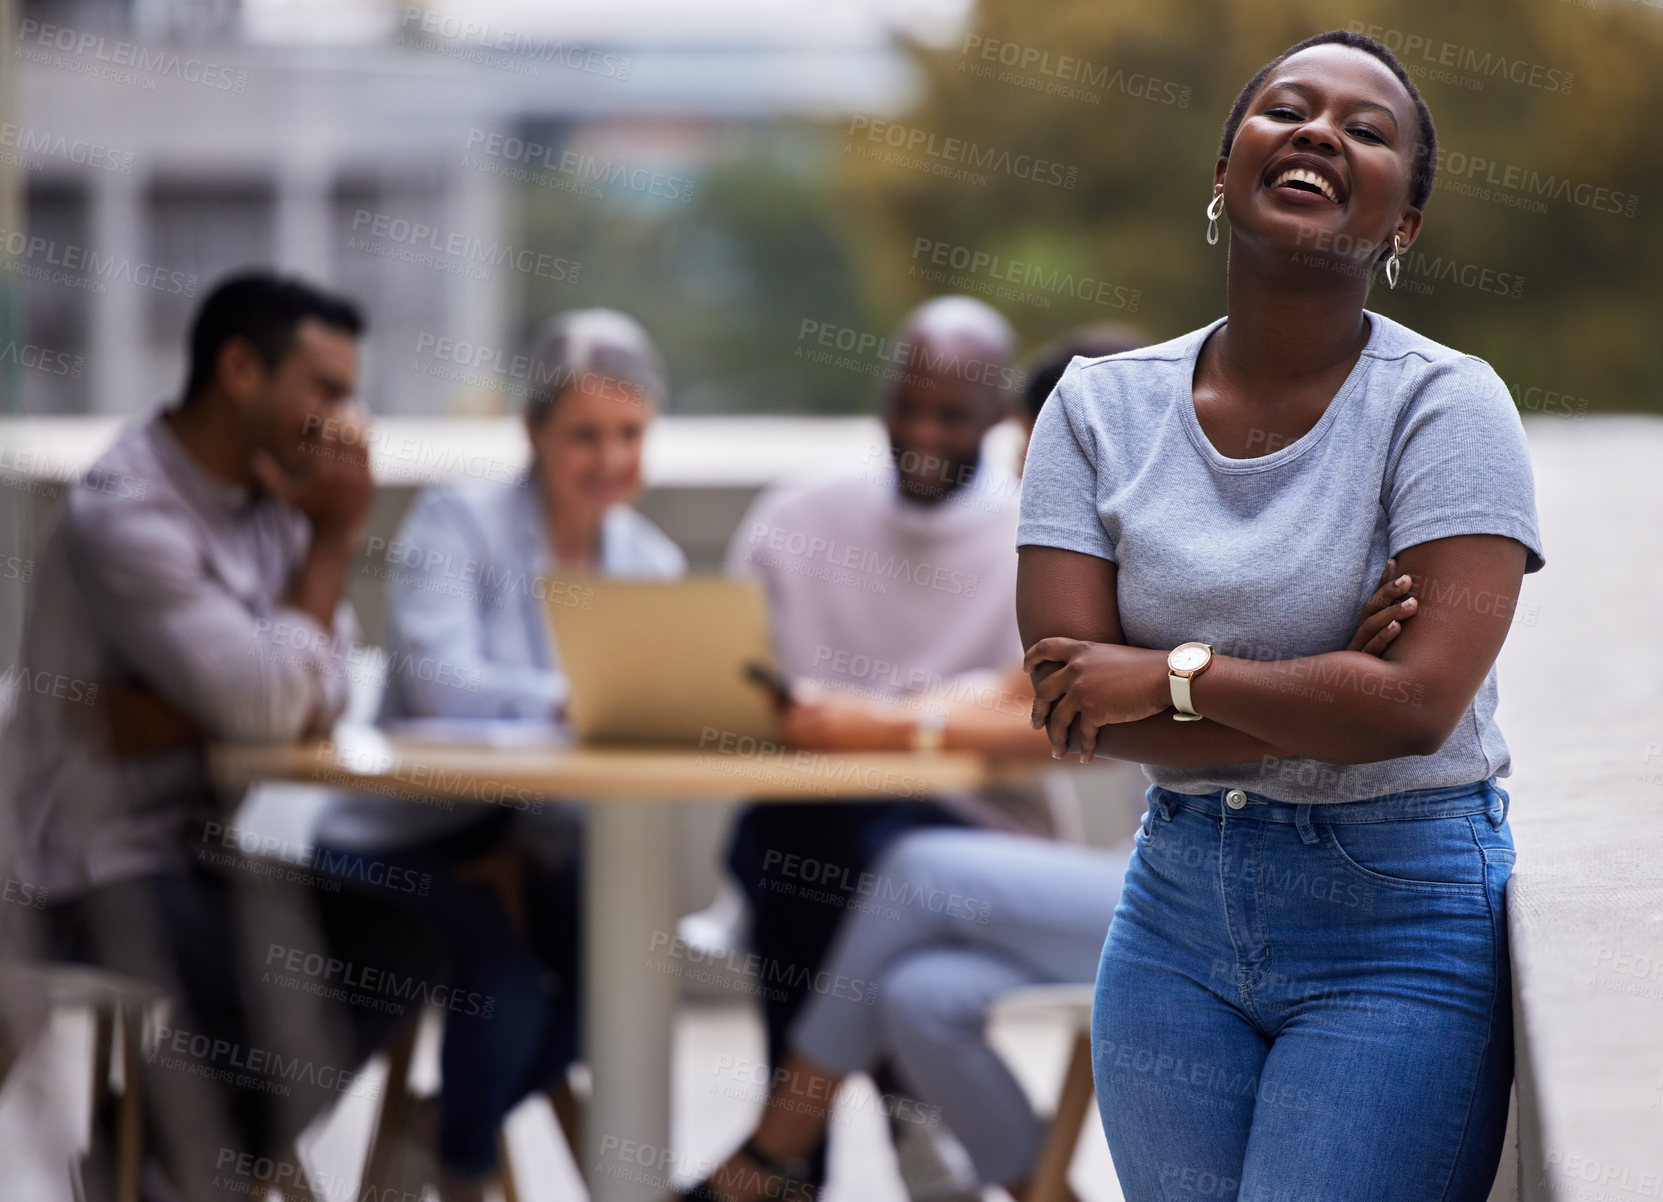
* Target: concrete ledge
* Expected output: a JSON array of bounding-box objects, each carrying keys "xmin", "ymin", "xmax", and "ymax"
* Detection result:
[{"xmin": 1497, "ymin": 417, "xmax": 1663, "ymax": 1200}]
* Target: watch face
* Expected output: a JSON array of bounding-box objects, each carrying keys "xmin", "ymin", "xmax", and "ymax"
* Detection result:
[{"xmin": 1170, "ymin": 644, "xmax": 1209, "ymax": 672}]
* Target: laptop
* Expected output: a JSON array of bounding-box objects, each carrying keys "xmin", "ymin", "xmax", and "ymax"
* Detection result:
[{"xmin": 543, "ymin": 576, "xmax": 785, "ymax": 746}]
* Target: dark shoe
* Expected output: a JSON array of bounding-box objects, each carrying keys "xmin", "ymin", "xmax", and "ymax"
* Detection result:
[{"xmin": 679, "ymin": 1137, "xmax": 818, "ymax": 1202}]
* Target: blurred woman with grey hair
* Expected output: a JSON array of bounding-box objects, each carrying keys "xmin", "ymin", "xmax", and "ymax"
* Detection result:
[{"xmin": 313, "ymin": 309, "xmax": 684, "ymax": 1201}]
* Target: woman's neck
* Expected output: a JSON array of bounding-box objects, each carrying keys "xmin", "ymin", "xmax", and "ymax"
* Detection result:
[
  {"xmin": 1215, "ymin": 247, "xmax": 1373, "ymax": 389},
  {"xmin": 542, "ymin": 495, "xmax": 603, "ymax": 570}
]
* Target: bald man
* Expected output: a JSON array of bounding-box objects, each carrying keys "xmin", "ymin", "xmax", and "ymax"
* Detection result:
[{"xmin": 722, "ymin": 296, "xmax": 1048, "ymax": 1181}]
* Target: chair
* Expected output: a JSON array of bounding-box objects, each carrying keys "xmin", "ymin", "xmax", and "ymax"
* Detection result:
[
  {"xmin": 359, "ymin": 1011, "xmax": 587, "ymax": 1201},
  {"xmin": 0, "ymin": 961, "xmax": 332, "ymax": 1202},
  {"xmin": 989, "ymin": 983, "xmax": 1097, "ymax": 1202},
  {"xmin": 0, "ymin": 962, "xmax": 159, "ymax": 1202}
]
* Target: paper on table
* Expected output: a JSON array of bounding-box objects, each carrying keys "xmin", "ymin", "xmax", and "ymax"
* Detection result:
[{"xmin": 380, "ymin": 717, "xmax": 570, "ymax": 747}]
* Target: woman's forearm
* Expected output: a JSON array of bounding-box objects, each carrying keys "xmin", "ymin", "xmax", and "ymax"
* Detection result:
[
  {"xmin": 1078, "ymin": 712, "xmax": 1293, "ymax": 769},
  {"xmin": 1185, "ymin": 650, "xmax": 1435, "ymax": 764},
  {"xmin": 936, "ymin": 666, "xmax": 1296, "ymax": 767}
]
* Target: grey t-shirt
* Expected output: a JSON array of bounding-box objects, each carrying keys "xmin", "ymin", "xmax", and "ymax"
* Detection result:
[{"xmin": 1017, "ymin": 310, "xmax": 1546, "ymax": 805}]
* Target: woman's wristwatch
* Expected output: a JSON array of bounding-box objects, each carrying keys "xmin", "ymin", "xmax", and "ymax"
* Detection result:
[{"xmin": 1167, "ymin": 641, "xmax": 1215, "ymax": 721}]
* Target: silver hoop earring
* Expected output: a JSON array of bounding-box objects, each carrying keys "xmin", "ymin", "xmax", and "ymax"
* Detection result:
[
  {"xmin": 1205, "ymin": 188, "xmax": 1225, "ymax": 246},
  {"xmin": 1385, "ymin": 235, "xmax": 1403, "ymax": 289}
]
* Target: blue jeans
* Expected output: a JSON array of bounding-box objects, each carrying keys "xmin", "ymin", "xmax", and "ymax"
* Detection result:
[
  {"xmin": 318, "ymin": 811, "xmax": 581, "ymax": 1178},
  {"xmin": 1092, "ymin": 777, "xmax": 1515, "ymax": 1201}
]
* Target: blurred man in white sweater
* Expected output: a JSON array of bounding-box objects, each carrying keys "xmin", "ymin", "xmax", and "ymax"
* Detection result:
[{"xmin": 722, "ymin": 295, "xmax": 1039, "ymax": 1189}]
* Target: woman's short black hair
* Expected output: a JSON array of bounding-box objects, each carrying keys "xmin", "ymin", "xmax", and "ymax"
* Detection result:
[
  {"xmin": 1217, "ymin": 30, "xmax": 1437, "ymax": 213},
  {"xmin": 184, "ymin": 271, "xmax": 364, "ymax": 404}
]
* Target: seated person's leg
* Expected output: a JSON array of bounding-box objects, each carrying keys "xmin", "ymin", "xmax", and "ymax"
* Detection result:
[
  {"xmin": 692, "ymin": 828, "xmax": 1131, "ymax": 1198},
  {"xmin": 725, "ymin": 801, "xmax": 967, "ymax": 1066},
  {"xmin": 428, "ymin": 874, "xmax": 552, "ymax": 1182},
  {"xmin": 51, "ymin": 870, "xmax": 267, "ymax": 1199},
  {"xmin": 309, "ymin": 869, "xmax": 449, "ymax": 1070},
  {"xmin": 518, "ymin": 849, "xmax": 583, "ymax": 1093},
  {"xmin": 789, "ymin": 827, "xmax": 1126, "ymax": 1071},
  {"xmin": 315, "ymin": 817, "xmax": 558, "ymax": 1188},
  {"xmin": 877, "ymin": 947, "xmax": 1042, "ymax": 1190}
]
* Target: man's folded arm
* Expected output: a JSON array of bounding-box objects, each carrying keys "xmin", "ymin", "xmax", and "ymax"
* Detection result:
[{"xmin": 66, "ymin": 505, "xmax": 354, "ymax": 744}]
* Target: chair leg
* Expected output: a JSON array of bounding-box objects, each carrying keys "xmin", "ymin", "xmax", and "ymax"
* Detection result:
[
  {"xmin": 114, "ymin": 1007, "xmax": 145, "ymax": 1202},
  {"xmin": 549, "ymin": 1077, "xmax": 585, "ymax": 1165},
  {"xmin": 90, "ymin": 1008, "xmax": 115, "ymax": 1115},
  {"xmin": 497, "ymin": 1128, "xmax": 522, "ymax": 1202},
  {"xmin": 1023, "ymin": 1031, "xmax": 1095, "ymax": 1202},
  {"xmin": 359, "ymin": 1022, "xmax": 420, "ymax": 1196},
  {"xmin": 281, "ymin": 1142, "xmax": 324, "ymax": 1202}
]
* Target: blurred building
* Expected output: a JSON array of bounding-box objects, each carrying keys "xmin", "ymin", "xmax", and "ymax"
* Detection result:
[{"xmin": 8, "ymin": 0, "xmax": 917, "ymax": 414}]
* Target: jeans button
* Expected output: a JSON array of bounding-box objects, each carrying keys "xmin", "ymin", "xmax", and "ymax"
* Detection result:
[{"xmin": 1225, "ymin": 789, "xmax": 1247, "ymax": 810}]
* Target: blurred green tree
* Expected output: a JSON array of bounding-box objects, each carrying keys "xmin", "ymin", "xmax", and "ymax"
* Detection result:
[
  {"xmin": 839, "ymin": 0, "xmax": 1663, "ymax": 414},
  {"xmin": 520, "ymin": 124, "xmax": 878, "ymax": 414}
]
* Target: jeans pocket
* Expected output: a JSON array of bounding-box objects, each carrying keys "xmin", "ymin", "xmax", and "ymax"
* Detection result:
[
  {"xmin": 1318, "ymin": 813, "xmax": 1490, "ymax": 895},
  {"xmin": 1133, "ymin": 807, "xmax": 1155, "ymax": 851}
]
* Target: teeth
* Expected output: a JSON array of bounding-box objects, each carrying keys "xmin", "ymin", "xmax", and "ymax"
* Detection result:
[{"xmin": 1271, "ymin": 166, "xmax": 1339, "ymax": 203}]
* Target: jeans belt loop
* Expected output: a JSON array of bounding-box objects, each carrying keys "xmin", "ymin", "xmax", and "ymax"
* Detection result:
[
  {"xmin": 1294, "ymin": 803, "xmax": 1320, "ymax": 846},
  {"xmin": 1153, "ymin": 790, "xmax": 1178, "ymax": 823},
  {"xmin": 1488, "ymin": 787, "xmax": 1509, "ymax": 830}
]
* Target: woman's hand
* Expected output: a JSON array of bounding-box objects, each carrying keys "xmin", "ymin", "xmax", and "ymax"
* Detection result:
[
  {"xmin": 1023, "ymin": 641, "xmax": 1170, "ymax": 760},
  {"xmin": 778, "ymin": 687, "xmax": 918, "ymax": 752},
  {"xmin": 1023, "ymin": 556, "xmax": 1422, "ymax": 762},
  {"xmin": 1347, "ymin": 557, "xmax": 1418, "ymax": 654}
]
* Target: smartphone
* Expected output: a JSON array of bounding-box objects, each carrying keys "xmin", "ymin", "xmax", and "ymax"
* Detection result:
[{"xmin": 744, "ymin": 661, "xmax": 795, "ymax": 710}]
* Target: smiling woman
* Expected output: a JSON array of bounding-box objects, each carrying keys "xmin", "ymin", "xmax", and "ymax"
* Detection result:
[{"xmin": 1014, "ymin": 29, "xmax": 1545, "ymax": 1202}]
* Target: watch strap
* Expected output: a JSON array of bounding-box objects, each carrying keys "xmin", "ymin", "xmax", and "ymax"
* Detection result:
[{"xmin": 1169, "ymin": 672, "xmax": 1202, "ymax": 721}]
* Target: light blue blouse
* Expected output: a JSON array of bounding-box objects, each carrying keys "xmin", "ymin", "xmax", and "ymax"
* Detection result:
[{"xmin": 314, "ymin": 472, "xmax": 684, "ymax": 849}]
